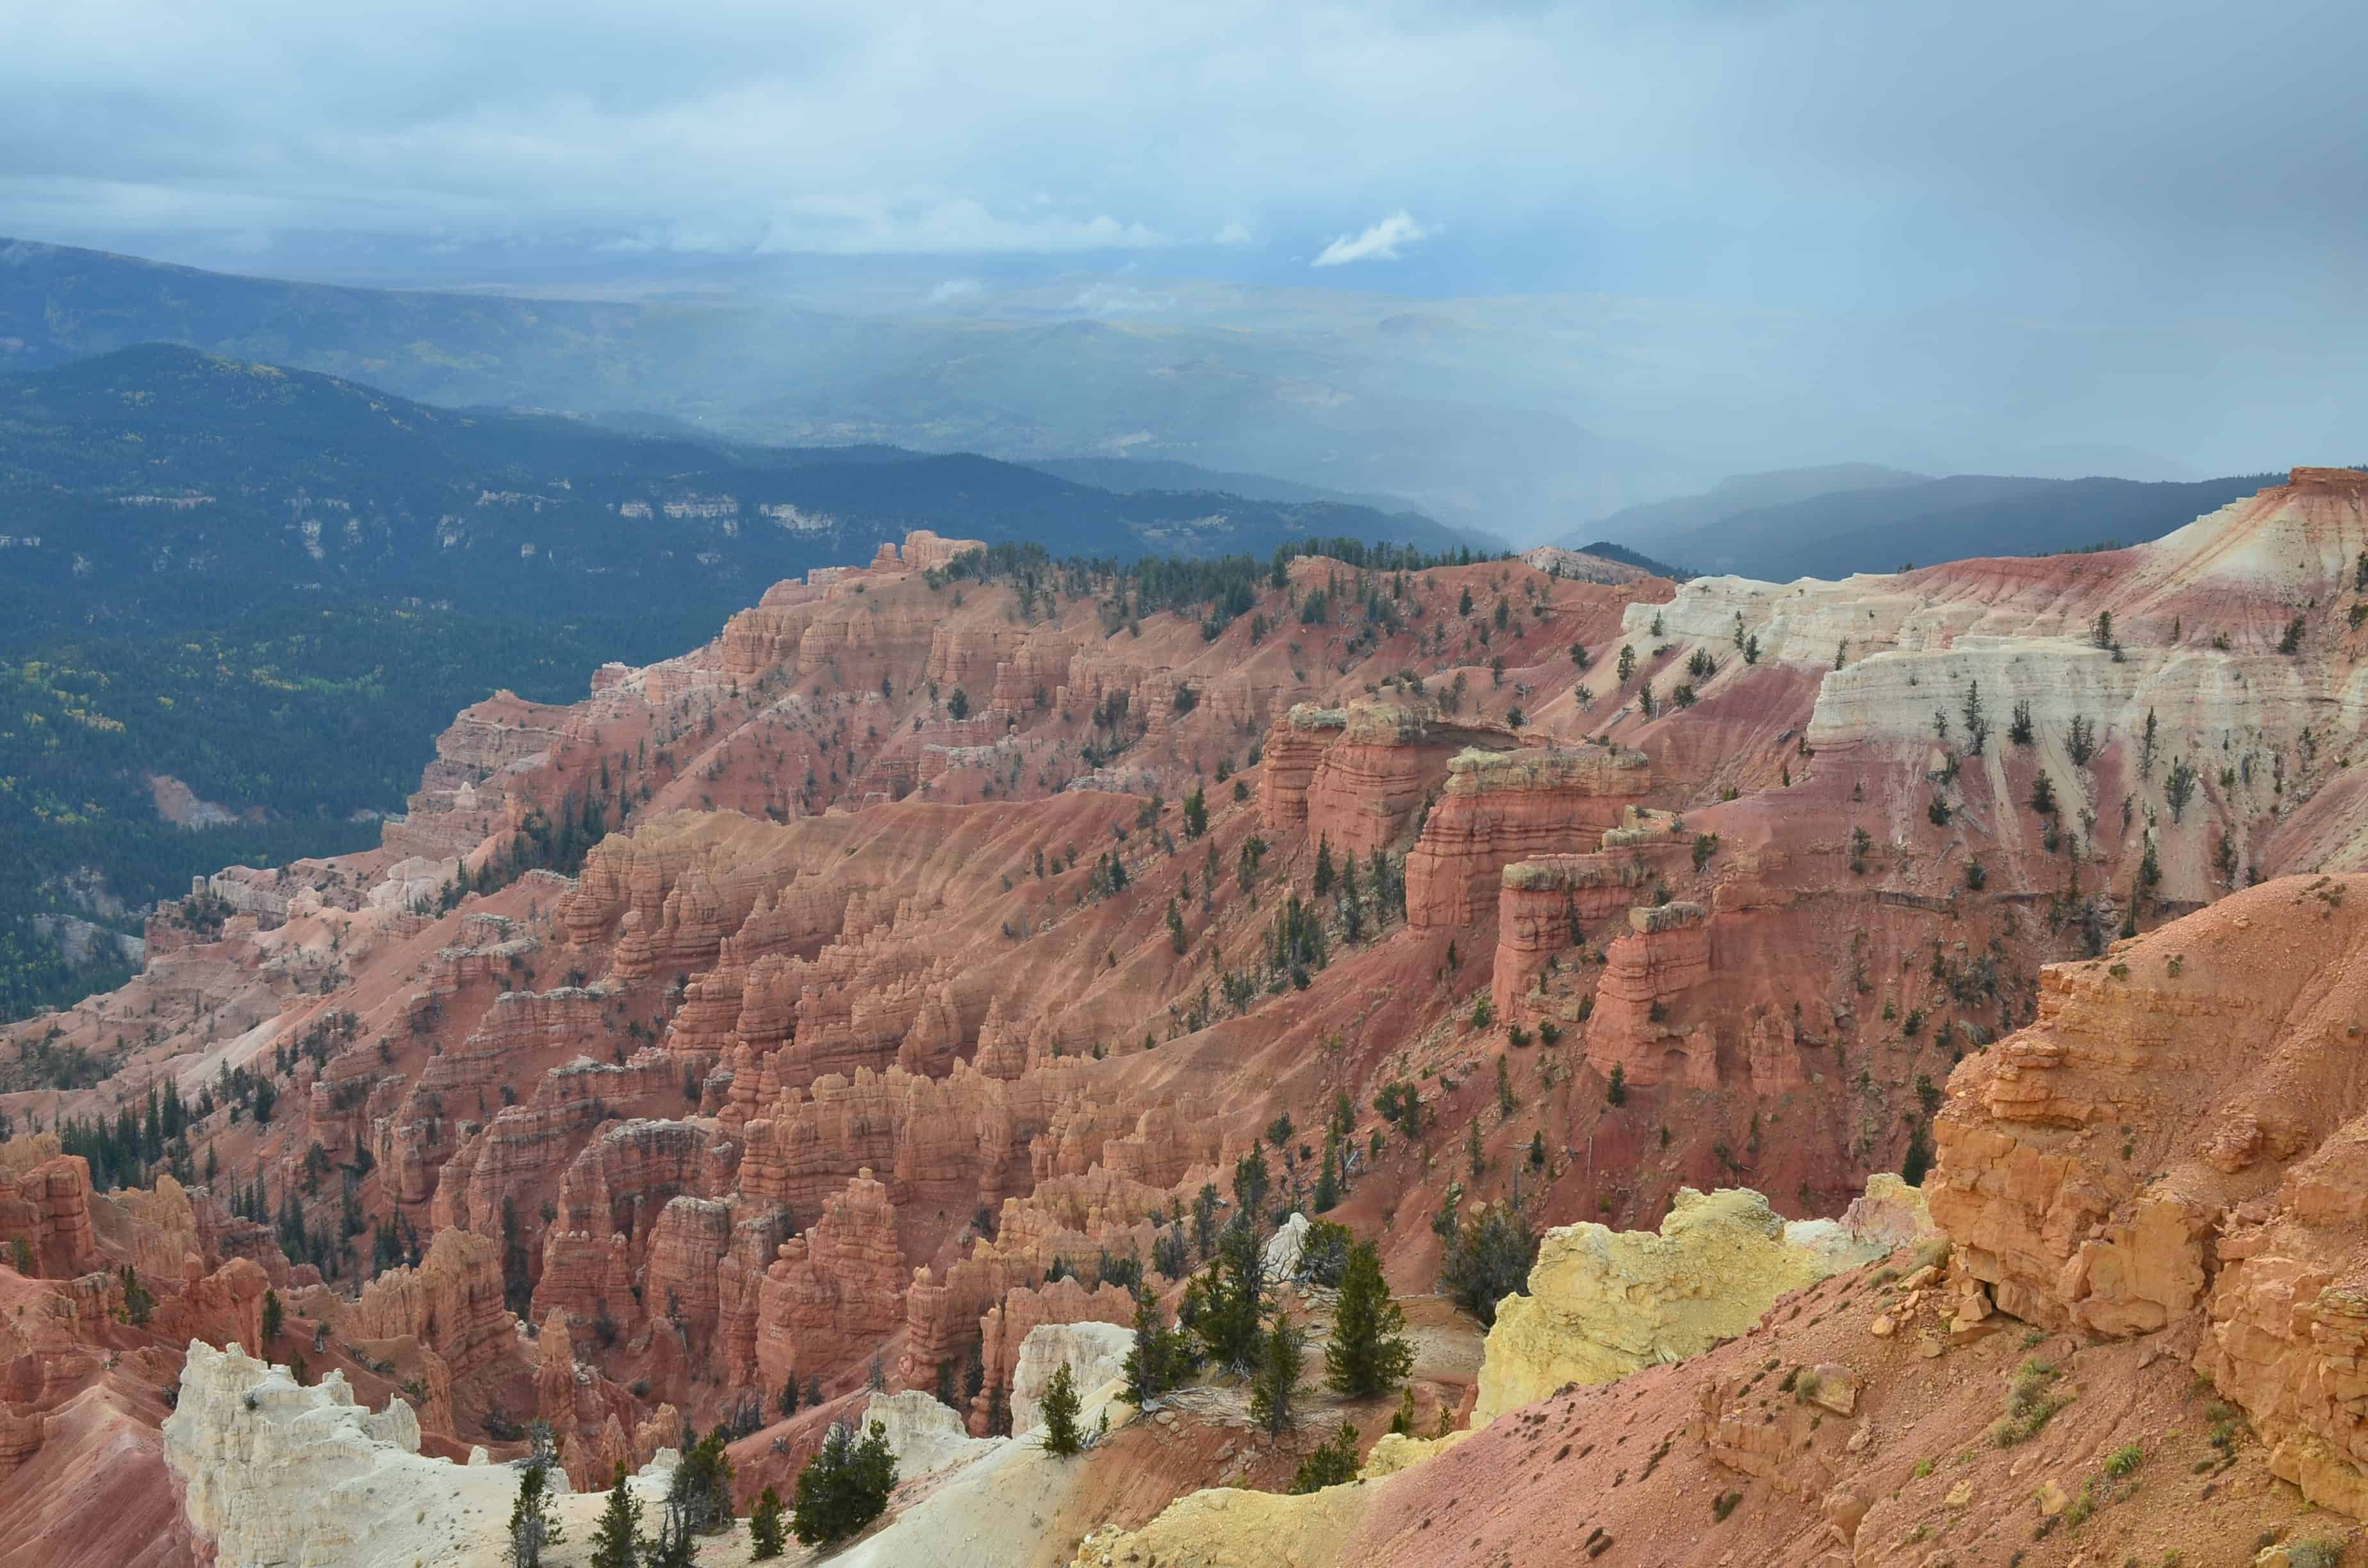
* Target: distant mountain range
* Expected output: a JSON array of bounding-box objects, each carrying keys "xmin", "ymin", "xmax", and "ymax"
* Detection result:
[
  {"xmin": 0, "ymin": 235, "xmax": 1661, "ymax": 532},
  {"xmin": 1023, "ymin": 456, "xmax": 1424, "ymax": 516},
  {"xmin": 0, "ymin": 344, "xmax": 1492, "ymax": 646},
  {"xmin": 1575, "ymin": 464, "xmax": 2285, "ymax": 580}
]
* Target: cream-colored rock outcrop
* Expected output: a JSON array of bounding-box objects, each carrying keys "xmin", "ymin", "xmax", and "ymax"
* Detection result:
[
  {"xmin": 165, "ymin": 1341, "xmax": 673, "ymax": 1568},
  {"xmin": 828, "ymin": 1324, "xmax": 1136, "ymax": 1568},
  {"xmin": 1011, "ymin": 1319, "xmax": 1134, "ymax": 1435},
  {"xmin": 862, "ymin": 1388, "xmax": 1001, "ymax": 1478},
  {"xmin": 1470, "ymin": 1186, "xmax": 1898, "ymax": 1426}
]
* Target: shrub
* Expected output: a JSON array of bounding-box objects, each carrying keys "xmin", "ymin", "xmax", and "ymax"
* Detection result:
[
  {"xmin": 668, "ymin": 1428, "xmax": 736, "ymax": 1535},
  {"xmin": 1289, "ymin": 1422, "xmax": 1361, "ymax": 1494},
  {"xmin": 2102, "ymin": 1441, "xmax": 2142, "ymax": 1478},
  {"xmin": 587, "ymin": 1463, "xmax": 642, "ymax": 1568},
  {"xmin": 1299, "ymin": 1219, "xmax": 1354, "ymax": 1287},
  {"xmin": 1436, "ymin": 1203, "xmax": 1538, "ymax": 1327},
  {"xmin": 1991, "ymin": 1358, "xmax": 2067, "ymax": 1447},
  {"xmin": 1122, "ymin": 1284, "xmax": 1197, "ymax": 1406}
]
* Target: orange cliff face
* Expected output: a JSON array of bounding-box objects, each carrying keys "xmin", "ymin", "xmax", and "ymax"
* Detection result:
[
  {"xmin": 32, "ymin": 489, "xmax": 2368, "ymax": 1549},
  {"xmin": 1929, "ymin": 872, "xmax": 2368, "ymax": 1515}
]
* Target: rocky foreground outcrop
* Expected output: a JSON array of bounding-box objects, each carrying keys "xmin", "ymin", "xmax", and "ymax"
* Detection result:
[
  {"xmin": 1471, "ymin": 1182, "xmax": 1920, "ymax": 1425},
  {"xmin": 1932, "ymin": 872, "xmax": 2368, "ymax": 1515}
]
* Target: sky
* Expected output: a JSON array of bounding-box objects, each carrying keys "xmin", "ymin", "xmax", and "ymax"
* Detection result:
[{"xmin": 3, "ymin": 0, "xmax": 2362, "ymax": 485}]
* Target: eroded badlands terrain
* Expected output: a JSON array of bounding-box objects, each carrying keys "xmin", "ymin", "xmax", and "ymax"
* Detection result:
[{"xmin": 9, "ymin": 470, "xmax": 2368, "ymax": 1565}]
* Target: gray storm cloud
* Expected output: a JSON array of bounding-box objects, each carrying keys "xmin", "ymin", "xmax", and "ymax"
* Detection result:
[{"xmin": 1, "ymin": 0, "xmax": 2362, "ymax": 488}]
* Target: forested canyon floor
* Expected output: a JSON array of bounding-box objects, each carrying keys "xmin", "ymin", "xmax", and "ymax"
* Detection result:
[{"xmin": 7, "ymin": 468, "xmax": 2368, "ymax": 1565}]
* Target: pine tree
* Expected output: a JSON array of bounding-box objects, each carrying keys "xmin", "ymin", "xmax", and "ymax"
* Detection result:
[
  {"xmin": 506, "ymin": 1449, "xmax": 564, "ymax": 1567},
  {"xmin": 1039, "ymin": 1362, "xmax": 1085, "ymax": 1457},
  {"xmin": 1248, "ymin": 1309, "xmax": 1306, "ymax": 1435},
  {"xmin": 1121, "ymin": 1283, "xmax": 1195, "ymax": 1405},
  {"xmin": 1324, "ymin": 1240, "xmax": 1415, "ymax": 1400},
  {"xmin": 1187, "ymin": 1218, "xmax": 1266, "ymax": 1371},
  {"xmin": 587, "ymin": 1463, "xmax": 643, "ymax": 1568},
  {"xmin": 748, "ymin": 1485, "xmax": 787, "ymax": 1560},
  {"xmin": 1313, "ymin": 837, "xmax": 1336, "ymax": 899},
  {"xmin": 261, "ymin": 1287, "xmax": 283, "ymax": 1343},
  {"xmin": 1232, "ymin": 1143, "xmax": 1272, "ymax": 1225},
  {"xmin": 778, "ymin": 1371, "xmax": 800, "ymax": 1419},
  {"xmin": 1311, "ymin": 1136, "xmax": 1341, "ymax": 1213},
  {"xmin": 668, "ymin": 1427, "xmax": 735, "ymax": 1535},
  {"xmin": 791, "ymin": 1420, "xmax": 898, "ymax": 1549}
]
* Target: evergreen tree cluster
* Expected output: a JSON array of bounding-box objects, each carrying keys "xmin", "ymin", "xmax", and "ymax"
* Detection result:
[{"xmin": 792, "ymin": 1419, "xmax": 898, "ymax": 1549}]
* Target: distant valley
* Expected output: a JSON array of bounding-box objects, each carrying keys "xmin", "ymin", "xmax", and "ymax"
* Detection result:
[{"xmin": 0, "ymin": 339, "xmax": 1499, "ymax": 1018}]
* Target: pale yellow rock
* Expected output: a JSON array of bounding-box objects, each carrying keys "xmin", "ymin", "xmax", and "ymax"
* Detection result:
[
  {"xmin": 1360, "ymin": 1428, "xmax": 1474, "ymax": 1479},
  {"xmin": 1472, "ymin": 1186, "xmax": 1891, "ymax": 1426},
  {"xmin": 2036, "ymin": 1478, "xmax": 2069, "ymax": 1516},
  {"xmin": 1869, "ymin": 1314, "xmax": 1896, "ymax": 1337},
  {"xmin": 1945, "ymin": 1480, "xmax": 1973, "ymax": 1507},
  {"xmin": 1070, "ymin": 1483, "xmax": 1367, "ymax": 1568}
]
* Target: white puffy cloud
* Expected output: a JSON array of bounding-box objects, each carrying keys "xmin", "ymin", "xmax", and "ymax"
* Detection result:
[{"xmin": 1311, "ymin": 210, "xmax": 1429, "ymax": 266}]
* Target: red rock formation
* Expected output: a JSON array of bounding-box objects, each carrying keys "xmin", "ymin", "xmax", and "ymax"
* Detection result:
[
  {"xmin": 0, "ymin": 1149, "xmax": 101, "ymax": 1280},
  {"xmin": 57, "ymin": 493, "xmax": 2368, "ymax": 1554},
  {"xmin": 1262, "ymin": 701, "xmax": 1521, "ymax": 859},
  {"xmin": 1583, "ymin": 902, "xmax": 1715, "ymax": 1089},
  {"xmin": 1488, "ymin": 848, "xmax": 1671, "ymax": 1018},
  {"xmin": 534, "ymin": 1118, "xmax": 724, "ymax": 1331},
  {"xmin": 1404, "ymin": 746, "xmax": 1652, "ymax": 930},
  {"xmin": 755, "ymin": 1169, "xmax": 906, "ymax": 1394},
  {"xmin": 341, "ymin": 1228, "xmax": 514, "ymax": 1377}
]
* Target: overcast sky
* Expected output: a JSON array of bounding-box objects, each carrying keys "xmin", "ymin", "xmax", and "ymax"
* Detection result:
[
  {"xmin": 5, "ymin": 1, "xmax": 2362, "ymax": 480},
  {"xmin": 6, "ymin": 0, "xmax": 2357, "ymax": 304}
]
